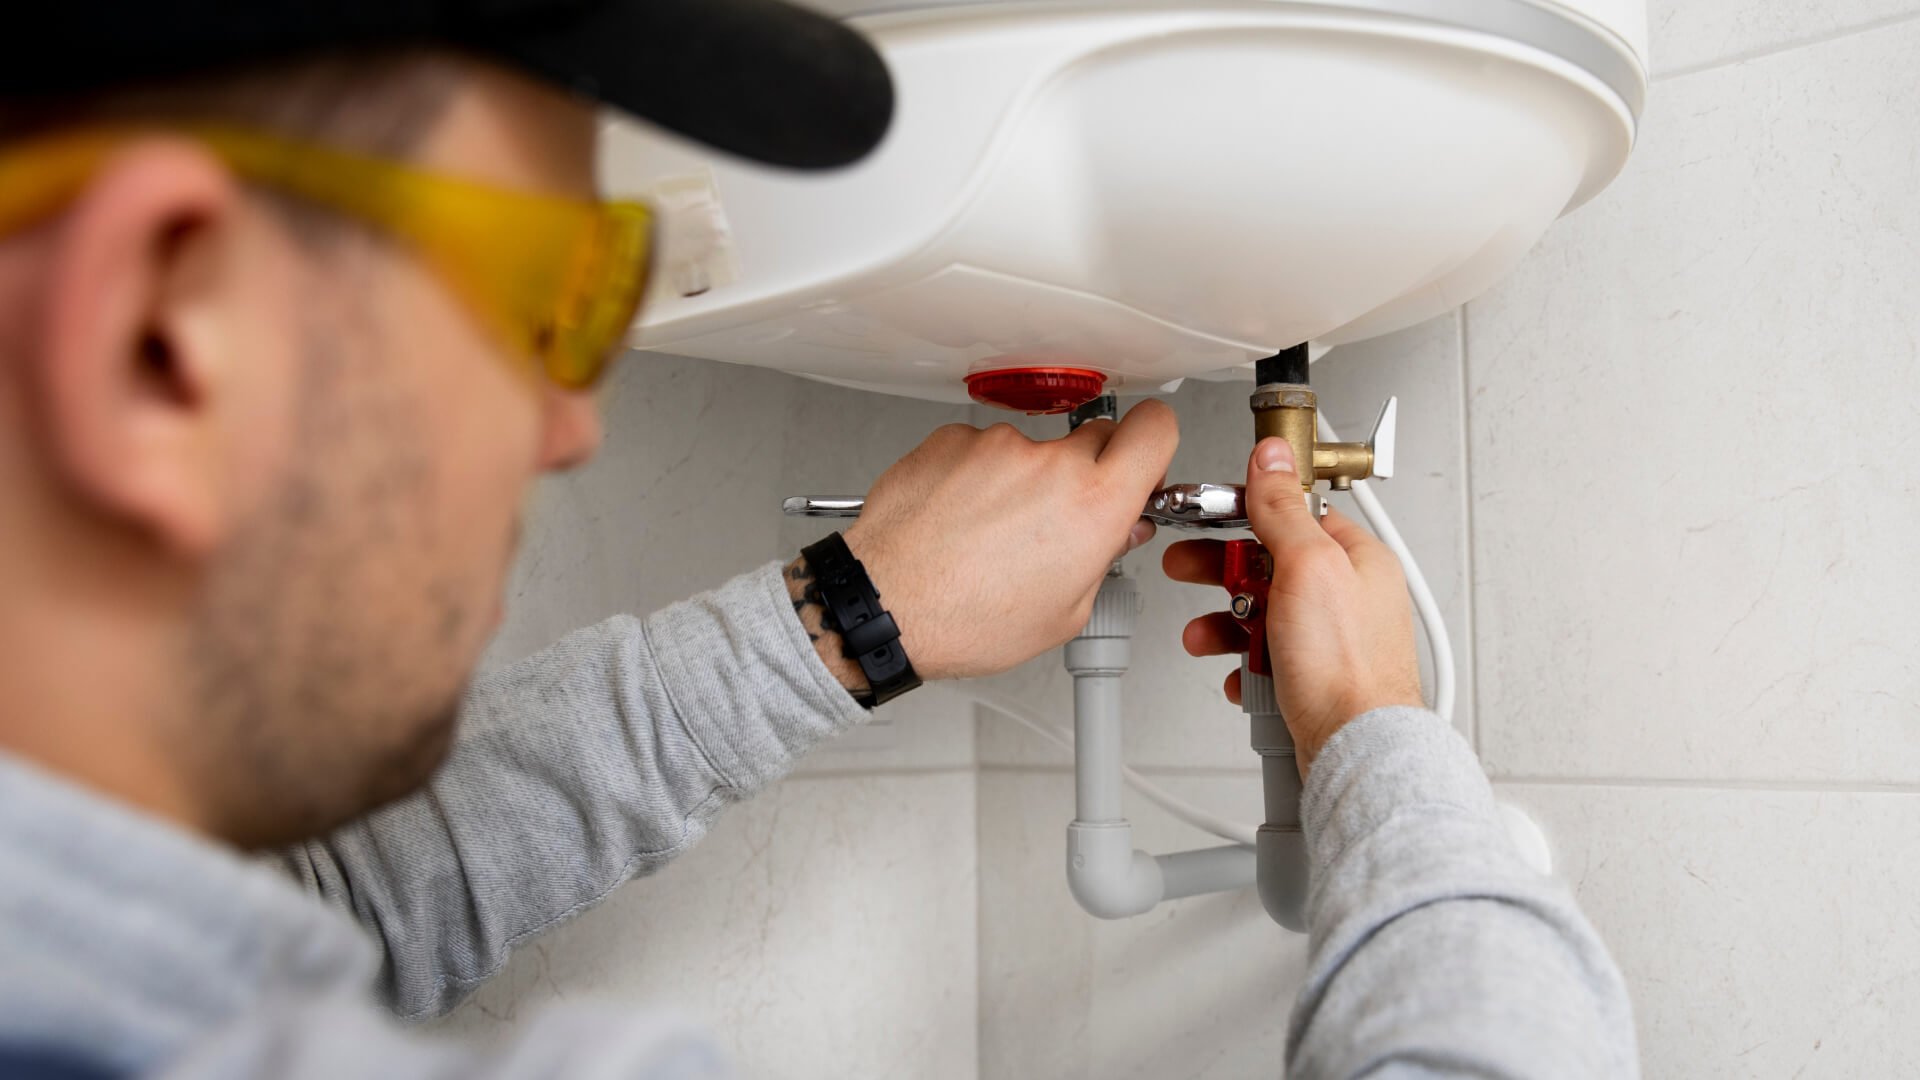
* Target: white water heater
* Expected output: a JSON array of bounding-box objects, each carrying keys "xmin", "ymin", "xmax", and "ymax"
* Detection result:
[{"xmin": 604, "ymin": 0, "xmax": 1648, "ymax": 412}]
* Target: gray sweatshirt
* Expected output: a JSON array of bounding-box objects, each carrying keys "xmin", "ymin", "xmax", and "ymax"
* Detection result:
[{"xmin": 0, "ymin": 561, "xmax": 1636, "ymax": 1077}]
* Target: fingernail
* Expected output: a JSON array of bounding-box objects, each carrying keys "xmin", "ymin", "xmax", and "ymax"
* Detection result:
[
  {"xmin": 1129, "ymin": 519, "xmax": 1155, "ymax": 549},
  {"xmin": 1256, "ymin": 439, "xmax": 1295, "ymax": 474}
]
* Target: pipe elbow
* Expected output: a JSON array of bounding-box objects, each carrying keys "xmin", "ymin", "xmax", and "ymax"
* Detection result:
[
  {"xmin": 1066, "ymin": 822, "xmax": 1164, "ymax": 919},
  {"xmin": 1257, "ymin": 827, "xmax": 1309, "ymax": 932}
]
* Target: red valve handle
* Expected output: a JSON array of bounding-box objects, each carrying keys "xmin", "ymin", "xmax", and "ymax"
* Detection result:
[{"xmin": 1222, "ymin": 539, "xmax": 1274, "ymax": 678}]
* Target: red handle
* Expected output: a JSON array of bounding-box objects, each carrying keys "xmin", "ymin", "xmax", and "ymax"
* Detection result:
[{"xmin": 1222, "ymin": 539, "xmax": 1274, "ymax": 678}]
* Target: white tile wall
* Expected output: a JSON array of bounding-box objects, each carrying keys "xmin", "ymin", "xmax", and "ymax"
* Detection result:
[
  {"xmin": 480, "ymin": 357, "xmax": 796, "ymax": 671},
  {"xmin": 433, "ymin": 770, "xmax": 980, "ymax": 1080},
  {"xmin": 1646, "ymin": 0, "xmax": 1920, "ymax": 74},
  {"xmin": 1468, "ymin": 17, "xmax": 1920, "ymax": 785},
  {"xmin": 1498, "ymin": 782, "xmax": 1920, "ymax": 1078},
  {"xmin": 483, "ymin": 355, "xmax": 968, "ymax": 675},
  {"xmin": 1460, "ymin": 7, "xmax": 1920, "ymax": 1077}
]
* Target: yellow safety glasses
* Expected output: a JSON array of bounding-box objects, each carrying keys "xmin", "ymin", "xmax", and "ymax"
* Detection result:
[{"xmin": 0, "ymin": 125, "xmax": 654, "ymax": 390}]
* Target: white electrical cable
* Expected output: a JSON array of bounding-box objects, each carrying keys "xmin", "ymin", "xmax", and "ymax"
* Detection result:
[
  {"xmin": 964, "ymin": 409, "xmax": 1456, "ymax": 846},
  {"xmin": 1318, "ymin": 415, "xmax": 1457, "ymax": 723},
  {"xmin": 967, "ymin": 693, "xmax": 1260, "ymax": 847}
]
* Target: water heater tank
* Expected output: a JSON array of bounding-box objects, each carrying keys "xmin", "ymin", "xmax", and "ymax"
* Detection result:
[{"xmin": 604, "ymin": 0, "xmax": 1648, "ymax": 408}]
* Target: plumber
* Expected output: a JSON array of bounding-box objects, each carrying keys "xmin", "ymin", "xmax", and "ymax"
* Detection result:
[{"xmin": 0, "ymin": 0, "xmax": 1634, "ymax": 1076}]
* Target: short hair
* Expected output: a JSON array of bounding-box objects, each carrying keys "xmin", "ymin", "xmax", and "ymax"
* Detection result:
[
  {"xmin": 1, "ymin": 48, "xmax": 460, "ymax": 152},
  {"xmin": 0, "ymin": 49, "xmax": 463, "ymax": 243}
]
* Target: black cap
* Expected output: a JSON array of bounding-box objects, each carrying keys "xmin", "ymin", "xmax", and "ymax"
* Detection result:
[{"xmin": 1, "ymin": 0, "xmax": 894, "ymax": 170}]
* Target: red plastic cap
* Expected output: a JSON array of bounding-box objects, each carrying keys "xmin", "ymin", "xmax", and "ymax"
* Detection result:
[{"xmin": 964, "ymin": 367, "xmax": 1108, "ymax": 415}]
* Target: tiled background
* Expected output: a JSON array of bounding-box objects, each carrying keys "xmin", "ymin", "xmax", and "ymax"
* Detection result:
[{"xmin": 437, "ymin": 4, "xmax": 1920, "ymax": 1076}]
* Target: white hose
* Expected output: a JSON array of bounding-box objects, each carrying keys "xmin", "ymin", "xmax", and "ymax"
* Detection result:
[{"xmin": 1318, "ymin": 416, "xmax": 1457, "ymax": 723}]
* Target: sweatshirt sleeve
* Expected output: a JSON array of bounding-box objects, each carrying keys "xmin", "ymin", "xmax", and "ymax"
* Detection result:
[
  {"xmin": 1286, "ymin": 707, "xmax": 1639, "ymax": 1079},
  {"xmin": 277, "ymin": 561, "xmax": 868, "ymax": 1021}
]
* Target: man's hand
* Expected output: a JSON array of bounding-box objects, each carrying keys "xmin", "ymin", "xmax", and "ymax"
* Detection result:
[
  {"xmin": 796, "ymin": 400, "xmax": 1177, "ymax": 684},
  {"xmin": 1164, "ymin": 437, "xmax": 1423, "ymax": 772}
]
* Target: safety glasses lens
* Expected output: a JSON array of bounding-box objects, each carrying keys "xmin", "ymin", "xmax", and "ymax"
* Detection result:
[{"xmin": 546, "ymin": 203, "xmax": 653, "ymax": 390}]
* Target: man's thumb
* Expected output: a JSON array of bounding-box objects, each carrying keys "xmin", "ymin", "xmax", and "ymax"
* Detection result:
[{"xmin": 1246, "ymin": 438, "xmax": 1317, "ymax": 551}]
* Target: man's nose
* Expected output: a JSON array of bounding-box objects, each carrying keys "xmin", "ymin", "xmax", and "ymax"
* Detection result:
[{"xmin": 538, "ymin": 386, "xmax": 603, "ymax": 472}]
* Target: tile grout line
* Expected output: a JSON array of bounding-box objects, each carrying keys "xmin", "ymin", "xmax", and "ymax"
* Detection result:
[
  {"xmin": 969, "ymin": 733, "xmax": 989, "ymax": 1074},
  {"xmin": 788, "ymin": 763, "xmax": 979, "ymax": 781},
  {"xmin": 970, "ymin": 764, "xmax": 1920, "ymax": 794},
  {"xmin": 964, "ymin": 684, "xmax": 986, "ymax": 1071},
  {"xmin": 976, "ymin": 765, "xmax": 1920, "ymax": 794},
  {"xmin": 1493, "ymin": 774, "xmax": 1920, "ymax": 795},
  {"xmin": 1457, "ymin": 306, "xmax": 1484, "ymax": 758},
  {"xmin": 977, "ymin": 762, "xmax": 1259, "ymax": 778},
  {"xmin": 1654, "ymin": 9, "xmax": 1920, "ymax": 82}
]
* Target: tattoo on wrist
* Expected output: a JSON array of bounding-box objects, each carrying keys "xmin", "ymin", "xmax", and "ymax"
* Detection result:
[
  {"xmin": 785, "ymin": 554, "xmax": 871, "ymax": 695},
  {"xmin": 787, "ymin": 557, "xmax": 826, "ymax": 643}
]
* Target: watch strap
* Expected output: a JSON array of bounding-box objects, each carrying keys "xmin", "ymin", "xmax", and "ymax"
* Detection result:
[{"xmin": 801, "ymin": 532, "xmax": 921, "ymax": 708}]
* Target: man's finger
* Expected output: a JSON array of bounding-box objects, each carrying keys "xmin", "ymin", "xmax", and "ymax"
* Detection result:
[
  {"xmin": 1223, "ymin": 668, "xmax": 1243, "ymax": 707},
  {"xmin": 1320, "ymin": 507, "xmax": 1384, "ymax": 556},
  {"xmin": 1096, "ymin": 399, "xmax": 1179, "ymax": 493},
  {"xmin": 1320, "ymin": 508, "xmax": 1399, "ymax": 575},
  {"xmin": 1109, "ymin": 519, "xmax": 1156, "ymax": 563},
  {"xmin": 1245, "ymin": 438, "xmax": 1337, "ymax": 559},
  {"xmin": 1063, "ymin": 416, "xmax": 1119, "ymax": 458},
  {"xmin": 1162, "ymin": 539, "xmax": 1225, "ymax": 586},
  {"xmin": 1182, "ymin": 612, "xmax": 1249, "ymax": 657}
]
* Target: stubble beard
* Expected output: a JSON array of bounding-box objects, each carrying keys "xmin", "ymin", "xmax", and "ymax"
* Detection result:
[{"xmin": 183, "ymin": 298, "xmax": 475, "ymax": 849}]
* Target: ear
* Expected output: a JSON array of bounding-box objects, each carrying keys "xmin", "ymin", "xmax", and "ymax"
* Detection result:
[{"xmin": 29, "ymin": 139, "xmax": 289, "ymax": 559}]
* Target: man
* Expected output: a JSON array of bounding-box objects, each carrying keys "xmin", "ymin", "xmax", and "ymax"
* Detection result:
[{"xmin": 0, "ymin": 1, "xmax": 1636, "ymax": 1076}]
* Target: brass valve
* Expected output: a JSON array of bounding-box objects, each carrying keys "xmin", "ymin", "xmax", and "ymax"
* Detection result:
[{"xmin": 1250, "ymin": 385, "xmax": 1397, "ymax": 493}]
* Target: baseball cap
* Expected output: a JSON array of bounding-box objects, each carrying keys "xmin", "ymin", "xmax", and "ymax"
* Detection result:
[{"xmin": 0, "ymin": 0, "xmax": 894, "ymax": 169}]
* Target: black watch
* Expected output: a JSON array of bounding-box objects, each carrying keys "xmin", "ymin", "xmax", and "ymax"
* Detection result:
[{"xmin": 801, "ymin": 532, "xmax": 922, "ymax": 709}]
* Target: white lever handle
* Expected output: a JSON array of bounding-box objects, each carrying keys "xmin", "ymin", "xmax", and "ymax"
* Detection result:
[{"xmin": 1367, "ymin": 396, "xmax": 1398, "ymax": 480}]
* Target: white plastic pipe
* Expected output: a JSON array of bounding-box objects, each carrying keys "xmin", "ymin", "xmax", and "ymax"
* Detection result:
[
  {"xmin": 1255, "ymin": 829, "xmax": 1309, "ymax": 932},
  {"xmin": 1158, "ymin": 844, "xmax": 1261, "ymax": 902},
  {"xmin": 1065, "ymin": 823, "xmax": 1165, "ymax": 919},
  {"xmin": 1062, "ymin": 573, "xmax": 1256, "ymax": 920},
  {"xmin": 1244, "ymin": 666, "xmax": 1308, "ymax": 931},
  {"xmin": 1067, "ymin": 638, "xmax": 1127, "ymax": 824}
]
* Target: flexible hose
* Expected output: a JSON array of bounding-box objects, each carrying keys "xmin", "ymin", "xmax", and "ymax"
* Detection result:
[{"xmin": 1317, "ymin": 415, "xmax": 1457, "ymax": 723}]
